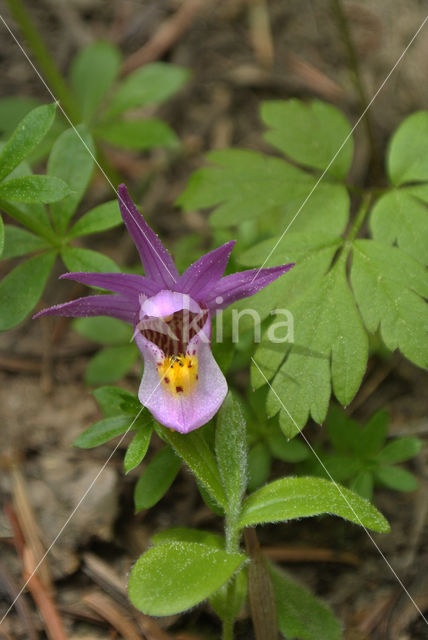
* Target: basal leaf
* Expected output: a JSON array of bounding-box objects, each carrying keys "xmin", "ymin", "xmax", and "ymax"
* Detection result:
[
  {"xmin": 85, "ymin": 344, "xmax": 139, "ymax": 385},
  {"xmin": 239, "ymin": 476, "xmax": 390, "ymax": 532},
  {"xmin": 177, "ymin": 149, "xmax": 349, "ymax": 233},
  {"xmin": 387, "ymin": 111, "xmax": 428, "ymax": 185},
  {"xmin": 61, "ymin": 246, "xmax": 119, "ymax": 273},
  {"xmin": 134, "ymin": 446, "xmax": 181, "ymax": 511},
  {"xmin": 0, "ymin": 251, "xmax": 55, "ymax": 330},
  {"xmin": 261, "ymin": 99, "xmax": 353, "ymax": 179},
  {"xmin": 128, "ymin": 542, "xmax": 246, "ymax": 616},
  {"xmin": 258, "ymin": 259, "xmax": 367, "ymax": 437},
  {"xmin": 0, "ymin": 103, "xmax": 56, "ymax": 182},
  {"xmin": 68, "ymin": 200, "xmax": 122, "ymax": 237},
  {"xmin": 70, "ymin": 41, "xmax": 121, "ymax": 122},
  {"xmin": 73, "ymin": 414, "xmax": 135, "ymax": 448},
  {"xmin": 96, "ymin": 118, "xmax": 179, "ymax": 150},
  {"xmin": 73, "ymin": 316, "xmax": 132, "ymax": 345},
  {"xmin": 271, "ymin": 566, "xmax": 341, "ymax": 640},
  {"xmin": 370, "ymin": 189, "xmax": 428, "ymax": 264},
  {"xmin": 159, "ymin": 426, "xmax": 227, "ymax": 510},
  {"xmin": 351, "ymin": 239, "xmax": 428, "ymax": 368},
  {"xmin": 2, "ymin": 225, "xmax": 49, "ymax": 259},
  {"xmin": 48, "ymin": 125, "xmax": 95, "ymax": 233},
  {"xmin": 124, "ymin": 424, "xmax": 153, "ymax": 474},
  {"xmin": 0, "ymin": 175, "xmax": 69, "ymax": 203},
  {"xmin": 215, "ymin": 393, "xmax": 247, "ymax": 516},
  {"xmin": 104, "ymin": 62, "xmax": 189, "ymax": 118}
]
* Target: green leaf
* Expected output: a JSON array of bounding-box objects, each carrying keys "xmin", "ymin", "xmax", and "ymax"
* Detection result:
[
  {"xmin": 387, "ymin": 111, "xmax": 428, "ymax": 185},
  {"xmin": 350, "ymin": 470, "xmax": 374, "ymax": 500},
  {"xmin": 351, "ymin": 239, "xmax": 428, "ymax": 368},
  {"xmin": 0, "ymin": 103, "xmax": 56, "ymax": 182},
  {"xmin": 267, "ymin": 427, "xmax": 309, "ymax": 463},
  {"xmin": 261, "ymin": 99, "xmax": 353, "ymax": 179},
  {"xmin": 74, "ymin": 414, "xmax": 135, "ymax": 448},
  {"xmin": 0, "ymin": 175, "xmax": 69, "ymax": 203},
  {"xmin": 96, "ymin": 118, "xmax": 179, "ymax": 150},
  {"xmin": 104, "ymin": 62, "xmax": 189, "ymax": 118},
  {"xmin": 2, "ymin": 225, "xmax": 49, "ymax": 259},
  {"xmin": 0, "ymin": 216, "xmax": 3, "ymax": 257},
  {"xmin": 215, "ymin": 394, "xmax": 247, "ymax": 516},
  {"xmin": 68, "ymin": 200, "xmax": 122, "ymax": 237},
  {"xmin": 239, "ymin": 476, "xmax": 390, "ymax": 532},
  {"xmin": 93, "ymin": 385, "xmax": 141, "ymax": 417},
  {"xmin": 85, "ymin": 344, "xmax": 139, "ymax": 385},
  {"xmin": 61, "ymin": 246, "xmax": 119, "ymax": 273},
  {"xmin": 357, "ymin": 410, "xmax": 389, "ymax": 456},
  {"xmin": 260, "ymin": 259, "xmax": 367, "ymax": 437},
  {"xmin": 151, "ymin": 527, "xmax": 224, "ymax": 549},
  {"xmin": 247, "ymin": 442, "xmax": 271, "ymax": 491},
  {"xmin": 70, "ymin": 41, "xmax": 121, "ymax": 122},
  {"xmin": 0, "ymin": 97, "xmax": 41, "ymax": 135},
  {"xmin": 128, "ymin": 542, "xmax": 246, "ymax": 616},
  {"xmin": 0, "ymin": 252, "xmax": 55, "ymax": 330},
  {"xmin": 177, "ymin": 149, "xmax": 349, "ymax": 233},
  {"xmin": 370, "ymin": 189, "xmax": 428, "ymax": 264},
  {"xmin": 210, "ymin": 566, "xmax": 248, "ymax": 622},
  {"xmin": 377, "ymin": 437, "xmax": 423, "ymax": 464},
  {"xmin": 73, "ymin": 316, "xmax": 132, "ymax": 345},
  {"xmin": 374, "ymin": 465, "xmax": 418, "ymax": 492},
  {"xmin": 134, "ymin": 446, "xmax": 181, "ymax": 511},
  {"xmin": 271, "ymin": 566, "xmax": 341, "ymax": 640},
  {"xmin": 159, "ymin": 426, "xmax": 227, "ymax": 510},
  {"xmin": 48, "ymin": 125, "xmax": 95, "ymax": 233},
  {"xmin": 124, "ymin": 425, "xmax": 153, "ymax": 474}
]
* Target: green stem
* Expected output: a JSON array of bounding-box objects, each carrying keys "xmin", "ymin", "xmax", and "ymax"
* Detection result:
[
  {"xmin": 222, "ymin": 514, "xmax": 241, "ymax": 640},
  {"xmin": 340, "ymin": 193, "xmax": 373, "ymax": 262},
  {"xmin": 5, "ymin": 0, "xmax": 79, "ymax": 121}
]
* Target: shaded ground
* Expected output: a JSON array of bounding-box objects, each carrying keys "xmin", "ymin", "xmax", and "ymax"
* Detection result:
[{"xmin": 0, "ymin": 1, "xmax": 427, "ymax": 638}]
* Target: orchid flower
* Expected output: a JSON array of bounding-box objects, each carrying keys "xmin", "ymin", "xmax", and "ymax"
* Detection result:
[{"xmin": 35, "ymin": 185, "xmax": 294, "ymax": 433}]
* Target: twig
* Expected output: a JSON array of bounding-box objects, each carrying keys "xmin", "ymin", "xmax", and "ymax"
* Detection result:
[
  {"xmin": 121, "ymin": 0, "xmax": 209, "ymax": 74},
  {"xmin": 83, "ymin": 592, "xmax": 142, "ymax": 640},
  {"xmin": 264, "ymin": 545, "xmax": 359, "ymax": 566},
  {"xmin": 0, "ymin": 560, "xmax": 38, "ymax": 640},
  {"xmin": 247, "ymin": 0, "xmax": 274, "ymax": 69}
]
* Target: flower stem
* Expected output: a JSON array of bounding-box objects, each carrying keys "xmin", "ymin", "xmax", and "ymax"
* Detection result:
[
  {"xmin": 222, "ymin": 515, "xmax": 241, "ymax": 640},
  {"xmin": 5, "ymin": 0, "xmax": 79, "ymax": 121}
]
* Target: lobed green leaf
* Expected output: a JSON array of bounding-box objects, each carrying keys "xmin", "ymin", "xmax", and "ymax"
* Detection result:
[
  {"xmin": 261, "ymin": 99, "xmax": 353, "ymax": 179},
  {"xmin": 128, "ymin": 542, "xmax": 246, "ymax": 616},
  {"xmin": 351, "ymin": 240, "xmax": 428, "ymax": 368},
  {"xmin": 387, "ymin": 111, "xmax": 428, "ymax": 185}
]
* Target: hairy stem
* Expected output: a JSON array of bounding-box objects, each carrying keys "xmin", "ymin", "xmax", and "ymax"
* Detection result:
[{"xmin": 5, "ymin": 0, "xmax": 79, "ymax": 120}]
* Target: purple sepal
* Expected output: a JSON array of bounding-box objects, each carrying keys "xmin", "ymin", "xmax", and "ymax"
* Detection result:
[
  {"xmin": 33, "ymin": 294, "xmax": 137, "ymax": 324},
  {"xmin": 117, "ymin": 184, "xmax": 178, "ymax": 288},
  {"xmin": 204, "ymin": 263, "xmax": 295, "ymax": 310},
  {"xmin": 176, "ymin": 241, "xmax": 236, "ymax": 298},
  {"xmin": 59, "ymin": 272, "xmax": 160, "ymax": 299}
]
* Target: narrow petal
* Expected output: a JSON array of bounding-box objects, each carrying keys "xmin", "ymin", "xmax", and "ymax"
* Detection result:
[
  {"xmin": 135, "ymin": 318, "xmax": 227, "ymax": 433},
  {"xmin": 176, "ymin": 241, "xmax": 236, "ymax": 297},
  {"xmin": 118, "ymin": 184, "xmax": 179, "ymax": 287},
  {"xmin": 33, "ymin": 294, "xmax": 137, "ymax": 323},
  {"xmin": 60, "ymin": 272, "xmax": 160, "ymax": 299},
  {"xmin": 204, "ymin": 263, "xmax": 295, "ymax": 310}
]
